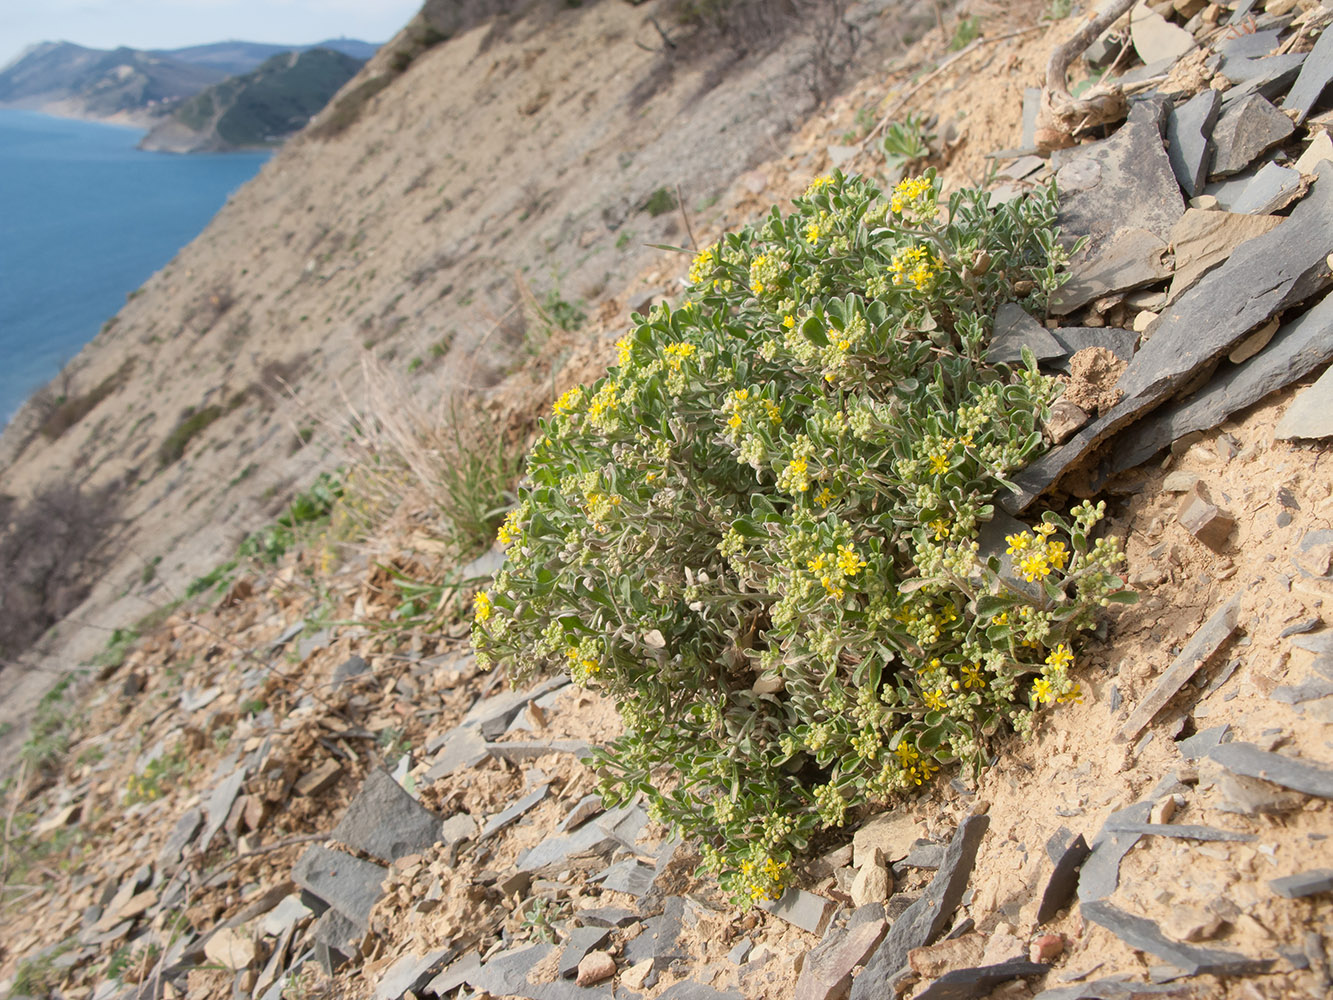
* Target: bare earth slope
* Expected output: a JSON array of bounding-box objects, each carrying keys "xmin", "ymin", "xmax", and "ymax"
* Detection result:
[{"xmin": 0, "ymin": 0, "xmax": 928, "ymax": 752}]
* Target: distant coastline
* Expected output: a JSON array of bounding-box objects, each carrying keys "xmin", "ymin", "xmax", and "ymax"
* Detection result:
[{"xmin": 0, "ymin": 109, "xmax": 269, "ymax": 424}]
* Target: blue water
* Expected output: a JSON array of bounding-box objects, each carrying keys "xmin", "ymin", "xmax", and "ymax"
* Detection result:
[{"xmin": 0, "ymin": 110, "xmax": 269, "ymax": 424}]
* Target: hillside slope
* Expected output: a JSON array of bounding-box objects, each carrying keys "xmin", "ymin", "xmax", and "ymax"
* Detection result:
[
  {"xmin": 0, "ymin": 42, "xmax": 225, "ymax": 125},
  {"xmin": 0, "ymin": 0, "xmax": 925, "ymax": 754},
  {"xmin": 139, "ymin": 48, "xmax": 367, "ymax": 153}
]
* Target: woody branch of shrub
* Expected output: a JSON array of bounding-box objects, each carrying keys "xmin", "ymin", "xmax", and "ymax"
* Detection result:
[{"xmin": 472, "ymin": 171, "xmax": 1131, "ymax": 905}]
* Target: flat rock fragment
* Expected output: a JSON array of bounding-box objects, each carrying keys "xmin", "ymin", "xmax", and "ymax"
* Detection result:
[
  {"xmin": 1109, "ymin": 292, "xmax": 1333, "ymax": 474},
  {"xmin": 331, "ymin": 768, "xmax": 439, "ymax": 862},
  {"xmin": 425, "ymin": 952, "xmax": 483, "ymax": 997},
  {"xmin": 291, "ymin": 844, "xmax": 387, "ymax": 932},
  {"xmin": 159, "ymin": 807, "xmax": 204, "ymax": 869},
  {"xmin": 590, "ymin": 857, "xmax": 656, "ymax": 898},
  {"xmin": 1047, "ymin": 328, "xmax": 1137, "ymax": 367},
  {"xmin": 1229, "ymin": 162, "xmax": 1307, "ymax": 215},
  {"xmin": 1081, "ymin": 900, "xmax": 1273, "ymax": 976},
  {"xmin": 850, "ymin": 814, "xmax": 989, "ymax": 1000},
  {"xmin": 480, "ymin": 784, "xmax": 550, "ymax": 840},
  {"xmin": 200, "ymin": 767, "xmax": 247, "ymax": 852},
  {"xmin": 1118, "ymin": 594, "xmax": 1241, "ymax": 742},
  {"xmin": 1166, "ymin": 90, "xmax": 1222, "ymax": 198},
  {"xmin": 760, "ymin": 887, "xmax": 838, "ymax": 935},
  {"xmin": 1276, "ymin": 364, "xmax": 1333, "ymax": 440},
  {"xmin": 1078, "ymin": 802, "xmax": 1152, "ymax": 903},
  {"xmin": 375, "ymin": 949, "xmax": 455, "ymax": 1000},
  {"xmin": 1219, "ymin": 53, "xmax": 1306, "ymax": 100},
  {"xmin": 987, "ymin": 303, "xmax": 1065, "ymax": 363},
  {"xmin": 1005, "ymin": 162, "xmax": 1333, "ymax": 513},
  {"xmin": 1055, "ymin": 99, "xmax": 1184, "ymax": 262},
  {"xmin": 1208, "ymin": 741, "xmax": 1333, "ymax": 798},
  {"xmin": 559, "ymin": 926, "xmax": 611, "ymax": 978},
  {"xmin": 1036, "ymin": 827, "xmax": 1091, "ymax": 924},
  {"xmin": 1284, "ymin": 23, "xmax": 1333, "ymax": 123},
  {"xmin": 1209, "ymin": 94, "xmax": 1295, "ymax": 177},
  {"xmin": 794, "ymin": 918, "xmax": 887, "ymax": 1000},
  {"xmin": 1165, "ymin": 207, "xmax": 1283, "ymax": 303},
  {"xmin": 914, "ymin": 958, "xmax": 1050, "ymax": 999},
  {"xmin": 1176, "ymin": 725, "xmax": 1229, "ymax": 760},
  {"xmin": 1050, "ymin": 228, "xmax": 1172, "ymax": 315},
  {"xmin": 424, "ymin": 725, "xmax": 489, "ymax": 781},
  {"xmin": 1270, "ymin": 868, "xmax": 1333, "ymax": 899},
  {"xmin": 1101, "ymin": 821, "xmax": 1254, "ymax": 842},
  {"xmin": 1129, "ymin": 2, "xmax": 1194, "ymax": 64},
  {"xmin": 1033, "ymin": 978, "xmax": 1213, "ymax": 998}
]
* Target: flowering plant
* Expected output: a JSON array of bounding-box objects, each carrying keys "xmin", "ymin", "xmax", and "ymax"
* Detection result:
[{"xmin": 472, "ymin": 172, "xmax": 1129, "ymax": 904}]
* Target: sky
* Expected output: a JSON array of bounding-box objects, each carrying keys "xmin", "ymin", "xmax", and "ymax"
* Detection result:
[{"xmin": 1, "ymin": 0, "xmax": 423, "ymax": 66}]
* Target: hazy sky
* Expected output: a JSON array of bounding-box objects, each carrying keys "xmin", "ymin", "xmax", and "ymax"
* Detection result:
[{"xmin": 1, "ymin": 0, "xmax": 423, "ymax": 66}]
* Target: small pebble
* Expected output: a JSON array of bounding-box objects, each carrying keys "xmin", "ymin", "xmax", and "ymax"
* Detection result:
[{"xmin": 576, "ymin": 951, "xmax": 617, "ymax": 986}]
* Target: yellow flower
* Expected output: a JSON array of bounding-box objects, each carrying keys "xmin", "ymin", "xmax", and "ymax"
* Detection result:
[
  {"xmin": 929, "ymin": 453, "xmax": 950, "ymax": 475},
  {"xmin": 836, "ymin": 543, "xmax": 866, "ymax": 577},
  {"xmin": 497, "ymin": 509, "xmax": 523, "ymax": 546},
  {"xmin": 1032, "ymin": 677, "xmax": 1054, "ymax": 705},
  {"xmin": 1045, "ymin": 643, "xmax": 1074, "ymax": 670},
  {"xmin": 1005, "ymin": 532, "xmax": 1030, "ymax": 555},
  {"xmin": 814, "ymin": 486, "xmax": 835, "ymax": 507},
  {"xmin": 473, "ymin": 591, "xmax": 492, "ymax": 623},
  {"xmin": 961, "ymin": 663, "xmax": 985, "ymax": 689},
  {"xmin": 553, "ymin": 386, "xmax": 582, "ymax": 415},
  {"xmin": 890, "ymin": 176, "xmax": 933, "ymax": 215},
  {"xmin": 1019, "ymin": 551, "xmax": 1051, "ymax": 581},
  {"xmin": 805, "ymin": 174, "xmax": 834, "ymax": 197},
  {"xmin": 1057, "ymin": 682, "xmax": 1084, "ymax": 704},
  {"xmin": 763, "ymin": 400, "xmax": 781, "ymax": 424},
  {"xmin": 688, "ymin": 245, "xmax": 715, "ymax": 285},
  {"xmin": 783, "ymin": 314, "xmax": 796, "ymax": 329},
  {"xmin": 616, "ymin": 335, "xmax": 633, "ymax": 366},
  {"xmin": 728, "ymin": 412, "xmax": 743, "ymax": 430},
  {"xmin": 806, "ymin": 220, "xmax": 823, "ymax": 243},
  {"xmin": 663, "ymin": 341, "xmax": 696, "ymax": 371},
  {"xmin": 930, "ymin": 518, "xmax": 949, "ymax": 541},
  {"xmin": 894, "ymin": 742, "xmax": 919, "ymax": 766},
  {"xmin": 923, "ymin": 688, "xmax": 947, "ymax": 711}
]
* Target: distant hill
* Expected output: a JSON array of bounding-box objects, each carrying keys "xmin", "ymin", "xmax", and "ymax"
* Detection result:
[
  {"xmin": 0, "ymin": 38, "xmax": 378, "ymax": 127},
  {"xmin": 0, "ymin": 42, "xmax": 226, "ymax": 123},
  {"xmin": 139, "ymin": 48, "xmax": 366, "ymax": 152},
  {"xmin": 157, "ymin": 39, "xmax": 380, "ymax": 77}
]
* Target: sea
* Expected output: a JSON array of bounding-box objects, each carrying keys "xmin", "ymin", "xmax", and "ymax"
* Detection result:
[{"xmin": 0, "ymin": 109, "xmax": 269, "ymax": 425}]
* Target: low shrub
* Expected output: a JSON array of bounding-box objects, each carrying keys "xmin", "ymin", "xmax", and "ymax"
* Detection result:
[{"xmin": 473, "ymin": 171, "xmax": 1129, "ymax": 903}]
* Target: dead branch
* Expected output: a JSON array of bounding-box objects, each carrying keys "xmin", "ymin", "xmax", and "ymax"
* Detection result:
[{"xmin": 1035, "ymin": 0, "xmax": 1137, "ymax": 150}]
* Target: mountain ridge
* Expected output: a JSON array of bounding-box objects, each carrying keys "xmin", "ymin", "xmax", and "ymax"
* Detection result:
[
  {"xmin": 0, "ymin": 37, "xmax": 378, "ymax": 128},
  {"xmin": 138, "ymin": 47, "xmax": 366, "ymax": 152}
]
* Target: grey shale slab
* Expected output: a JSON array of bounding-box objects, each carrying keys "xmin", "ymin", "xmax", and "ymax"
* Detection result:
[
  {"xmin": 794, "ymin": 918, "xmax": 887, "ymax": 1000},
  {"xmin": 1117, "ymin": 594, "xmax": 1242, "ymax": 742},
  {"xmin": 330, "ymin": 768, "xmax": 440, "ymax": 862},
  {"xmin": 850, "ymin": 814, "xmax": 990, "ymax": 1000},
  {"xmin": 1078, "ymin": 802, "xmax": 1152, "ymax": 903},
  {"xmin": 1167, "ymin": 89, "xmax": 1223, "ymax": 198},
  {"xmin": 1055, "ymin": 98, "xmax": 1184, "ymax": 261},
  {"xmin": 291, "ymin": 844, "xmax": 387, "ymax": 931},
  {"xmin": 1175, "ymin": 724, "xmax": 1230, "ymax": 760},
  {"xmin": 1270, "ymin": 868, "xmax": 1333, "ymax": 899},
  {"xmin": 1207, "ymin": 741, "xmax": 1333, "ymax": 798},
  {"xmin": 1036, "ymin": 827, "xmax": 1091, "ymax": 924},
  {"xmin": 374, "ymin": 948, "xmax": 455, "ymax": 1000},
  {"xmin": 1005, "ymin": 161, "xmax": 1333, "ymax": 512},
  {"xmin": 1108, "ymin": 291, "xmax": 1333, "ymax": 475},
  {"xmin": 1284, "ymin": 22, "xmax": 1333, "ymax": 123},
  {"xmin": 479, "ymin": 784, "xmax": 550, "ymax": 840},
  {"xmin": 987, "ymin": 303, "xmax": 1065, "ymax": 364},
  {"xmin": 913, "ymin": 959, "xmax": 1050, "ymax": 999},
  {"xmin": 1230, "ymin": 162, "xmax": 1306, "ymax": 215},
  {"xmin": 1081, "ymin": 900, "xmax": 1274, "ymax": 976},
  {"xmin": 1209, "ymin": 94, "xmax": 1295, "ymax": 177},
  {"xmin": 1100, "ymin": 821, "xmax": 1255, "ymax": 842}
]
